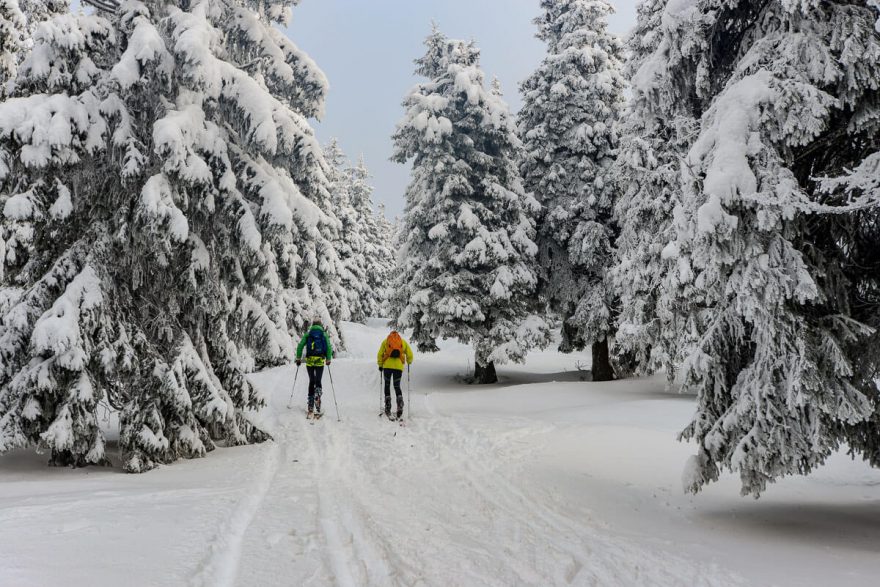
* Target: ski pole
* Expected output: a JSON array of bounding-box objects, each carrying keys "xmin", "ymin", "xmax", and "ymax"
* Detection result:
[
  {"xmin": 379, "ymin": 368, "xmax": 384, "ymax": 417},
  {"xmin": 327, "ymin": 365, "xmax": 342, "ymax": 422},
  {"xmin": 407, "ymin": 364, "xmax": 412, "ymax": 421},
  {"xmin": 286, "ymin": 364, "xmax": 301, "ymax": 409}
]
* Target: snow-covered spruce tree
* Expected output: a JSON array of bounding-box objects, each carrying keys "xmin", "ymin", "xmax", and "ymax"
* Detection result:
[
  {"xmin": 0, "ymin": 0, "xmax": 87, "ymax": 287},
  {"xmin": 0, "ymin": 0, "xmax": 68, "ymax": 100},
  {"xmin": 321, "ymin": 142, "xmax": 391, "ymax": 323},
  {"xmin": 0, "ymin": 0, "xmax": 343, "ymax": 471},
  {"xmin": 374, "ymin": 201, "xmax": 397, "ymax": 314},
  {"xmin": 391, "ymin": 28, "xmax": 548, "ymax": 384},
  {"xmin": 0, "ymin": 10, "xmax": 117, "ymax": 468},
  {"xmin": 0, "ymin": 0, "xmax": 27, "ymax": 98},
  {"xmin": 347, "ymin": 155, "xmax": 394, "ymax": 317},
  {"xmin": 323, "ymin": 138, "xmax": 368, "ymax": 323},
  {"xmin": 518, "ymin": 0, "xmax": 625, "ymax": 381},
  {"xmin": 611, "ymin": 0, "xmax": 698, "ymax": 381},
  {"xmin": 816, "ymin": 2, "xmax": 880, "ymax": 478},
  {"xmin": 647, "ymin": 1, "xmax": 880, "ymax": 495}
]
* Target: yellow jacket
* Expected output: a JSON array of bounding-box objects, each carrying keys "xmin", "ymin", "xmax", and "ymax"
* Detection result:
[{"xmin": 377, "ymin": 337, "xmax": 414, "ymax": 371}]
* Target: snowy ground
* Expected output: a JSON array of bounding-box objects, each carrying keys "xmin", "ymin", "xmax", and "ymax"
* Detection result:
[{"xmin": 2, "ymin": 319, "xmax": 880, "ymax": 587}]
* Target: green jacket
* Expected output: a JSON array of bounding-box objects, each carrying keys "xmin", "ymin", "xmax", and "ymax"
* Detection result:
[{"xmin": 296, "ymin": 325, "xmax": 333, "ymax": 367}]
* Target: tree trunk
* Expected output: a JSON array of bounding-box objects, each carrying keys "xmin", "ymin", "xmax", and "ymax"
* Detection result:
[
  {"xmin": 473, "ymin": 356, "xmax": 498, "ymax": 384},
  {"xmin": 591, "ymin": 337, "xmax": 616, "ymax": 382}
]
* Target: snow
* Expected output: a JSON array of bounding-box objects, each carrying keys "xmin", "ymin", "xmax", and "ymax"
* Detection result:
[
  {"xmin": 1, "ymin": 319, "xmax": 879, "ymax": 586},
  {"xmin": 662, "ymin": 0, "xmax": 699, "ymax": 24},
  {"xmin": 31, "ymin": 265, "xmax": 102, "ymax": 357},
  {"xmin": 687, "ymin": 72, "xmax": 776, "ymax": 205},
  {"xmin": 139, "ymin": 174, "xmax": 189, "ymax": 243},
  {"xmin": 427, "ymin": 223, "xmax": 448, "ymax": 240},
  {"xmin": 457, "ymin": 202, "xmax": 479, "ymax": 229},
  {"xmin": 49, "ymin": 179, "xmax": 73, "ymax": 220},
  {"xmin": 111, "ymin": 18, "xmax": 172, "ymax": 89},
  {"xmin": 0, "ymin": 93, "xmax": 100, "ymax": 171},
  {"xmin": 695, "ymin": 193, "xmax": 738, "ymax": 234},
  {"xmin": 820, "ymin": 151, "xmax": 880, "ymax": 210},
  {"xmin": 189, "ymin": 234, "xmax": 210, "ymax": 272},
  {"xmin": 3, "ymin": 188, "xmax": 38, "ymax": 220}
]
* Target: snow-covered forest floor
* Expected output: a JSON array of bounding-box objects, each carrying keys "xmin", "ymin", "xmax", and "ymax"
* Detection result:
[{"xmin": 1, "ymin": 319, "xmax": 879, "ymax": 587}]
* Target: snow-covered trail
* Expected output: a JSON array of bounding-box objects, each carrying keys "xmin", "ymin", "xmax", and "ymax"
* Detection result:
[
  {"xmin": 2, "ymin": 319, "xmax": 880, "ymax": 586},
  {"xmin": 237, "ymin": 349, "xmax": 742, "ymax": 587}
]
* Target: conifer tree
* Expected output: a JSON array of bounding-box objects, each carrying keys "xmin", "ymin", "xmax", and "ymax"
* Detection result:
[
  {"xmin": 347, "ymin": 155, "xmax": 394, "ymax": 317},
  {"xmin": 1, "ymin": 0, "xmax": 68, "ymax": 100},
  {"xmin": 391, "ymin": 28, "xmax": 547, "ymax": 384},
  {"xmin": 612, "ymin": 0, "xmax": 697, "ymax": 381},
  {"xmin": 0, "ymin": 0, "xmax": 343, "ymax": 471},
  {"xmin": 0, "ymin": 0, "xmax": 26, "ymax": 98},
  {"xmin": 642, "ymin": 0, "xmax": 880, "ymax": 495},
  {"xmin": 324, "ymin": 138, "xmax": 367, "ymax": 322},
  {"xmin": 518, "ymin": 0, "xmax": 625, "ymax": 381},
  {"xmin": 322, "ymin": 142, "xmax": 393, "ymax": 322}
]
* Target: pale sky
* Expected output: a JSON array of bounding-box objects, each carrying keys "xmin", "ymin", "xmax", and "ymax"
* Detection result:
[{"xmin": 286, "ymin": 0, "xmax": 639, "ymax": 211}]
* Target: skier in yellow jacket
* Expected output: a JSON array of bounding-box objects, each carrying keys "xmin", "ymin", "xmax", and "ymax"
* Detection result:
[{"xmin": 377, "ymin": 331, "xmax": 414, "ymax": 419}]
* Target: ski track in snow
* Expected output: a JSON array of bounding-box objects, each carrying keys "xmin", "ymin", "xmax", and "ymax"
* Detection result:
[
  {"xmin": 0, "ymin": 486, "xmax": 230, "ymax": 524},
  {"xmin": 305, "ymin": 402, "xmax": 405, "ymax": 586},
  {"xmin": 15, "ymin": 321, "xmax": 877, "ymax": 586},
  {"xmin": 235, "ymin": 361, "xmax": 743, "ymax": 587},
  {"xmin": 190, "ymin": 442, "xmax": 282, "ymax": 587},
  {"xmin": 397, "ymin": 413, "xmax": 733, "ymax": 586}
]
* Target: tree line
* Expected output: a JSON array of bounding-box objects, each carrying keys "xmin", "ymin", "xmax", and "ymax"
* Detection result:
[
  {"xmin": 0, "ymin": 0, "xmax": 878, "ymax": 496},
  {"xmin": 0, "ymin": 0, "xmax": 391, "ymax": 472},
  {"xmin": 389, "ymin": 0, "xmax": 880, "ymax": 496}
]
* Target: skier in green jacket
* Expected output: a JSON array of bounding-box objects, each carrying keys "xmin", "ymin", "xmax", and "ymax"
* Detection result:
[{"xmin": 295, "ymin": 320, "xmax": 333, "ymax": 418}]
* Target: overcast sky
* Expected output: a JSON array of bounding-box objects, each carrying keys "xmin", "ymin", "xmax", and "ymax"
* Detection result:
[{"xmin": 286, "ymin": 0, "xmax": 639, "ymax": 211}]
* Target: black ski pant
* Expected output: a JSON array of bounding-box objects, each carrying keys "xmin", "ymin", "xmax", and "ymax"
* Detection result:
[
  {"xmin": 307, "ymin": 366, "xmax": 324, "ymax": 411},
  {"xmin": 383, "ymin": 368, "xmax": 404, "ymax": 415}
]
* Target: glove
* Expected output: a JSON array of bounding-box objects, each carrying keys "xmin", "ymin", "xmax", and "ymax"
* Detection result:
[
  {"xmin": 326, "ymin": 360, "xmax": 331, "ymax": 366},
  {"xmin": 295, "ymin": 359, "xmax": 301, "ymax": 366},
  {"xmin": 378, "ymin": 366, "xmax": 384, "ymax": 372}
]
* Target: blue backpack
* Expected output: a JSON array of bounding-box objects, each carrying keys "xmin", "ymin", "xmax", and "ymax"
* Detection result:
[{"xmin": 306, "ymin": 328, "xmax": 327, "ymax": 357}]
